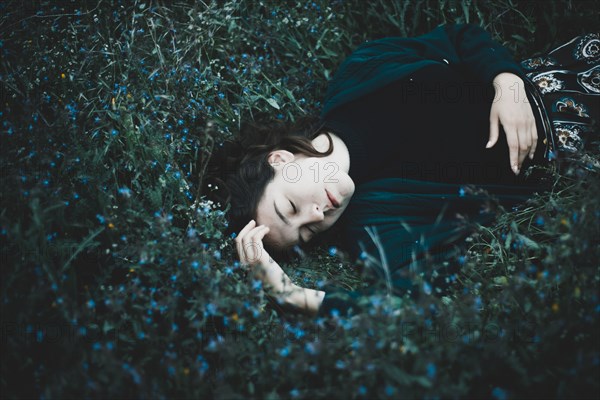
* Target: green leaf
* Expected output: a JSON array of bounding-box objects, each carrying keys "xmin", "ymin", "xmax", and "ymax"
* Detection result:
[
  {"xmin": 516, "ymin": 233, "xmax": 540, "ymax": 250},
  {"xmin": 266, "ymin": 98, "xmax": 280, "ymax": 110}
]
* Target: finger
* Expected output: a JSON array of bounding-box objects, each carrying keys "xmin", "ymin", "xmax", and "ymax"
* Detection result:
[
  {"xmin": 506, "ymin": 128, "xmax": 520, "ymax": 175},
  {"xmin": 487, "ymin": 115, "xmax": 499, "ymax": 148},
  {"xmin": 243, "ymin": 224, "xmax": 270, "ymax": 241},
  {"xmin": 243, "ymin": 225, "xmax": 270, "ymax": 247},
  {"xmin": 517, "ymin": 127, "xmax": 531, "ymax": 169},
  {"xmin": 236, "ymin": 220, "xmax": 257, "ymax": 242},
  {"xmin": 529, "ymin": 122, "xmax": 538, "ymax": 160},
  {"xmin": 235, "ymin": 220, "xmax": 257, "ymax": 264},
  {"xmin": 242, "ymin": 226, "xmax": 270, "ymax": 264}
]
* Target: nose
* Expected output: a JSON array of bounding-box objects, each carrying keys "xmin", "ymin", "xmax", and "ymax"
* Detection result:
[{"xmin": 307, "ymin": 203, "xmax": 325, "ymax": 223}]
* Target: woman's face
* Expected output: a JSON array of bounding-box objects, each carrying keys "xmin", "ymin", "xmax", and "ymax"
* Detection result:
[{"xmin": 255, "ymin": 149, "xmax": 355, "ymax": 249}]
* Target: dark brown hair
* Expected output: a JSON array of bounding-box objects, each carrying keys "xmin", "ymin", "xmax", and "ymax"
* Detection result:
[{"xmin": 203, "ymin": 117, "xmax": 334, "ymax": 248}]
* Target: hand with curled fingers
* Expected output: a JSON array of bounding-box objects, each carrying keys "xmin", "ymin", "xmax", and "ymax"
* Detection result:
[
  {"xmin": 234, "ymin": 219, "xmax": 326, "ymax": 315},
  {"xmin": 487, "ymin": 72, "xmax": 538, "ymax": 175},
  {"xmin": 234, "ymin": 220, "xmax": 284, "ymax": 293}
]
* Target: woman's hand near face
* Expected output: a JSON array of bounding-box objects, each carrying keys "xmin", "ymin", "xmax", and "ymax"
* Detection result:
[
  {"xmin": 487, "ymin": 72, "xmax": 538, "ymax": 175},
  {"xmin": 234, "ymin": 220, "xmax": 325, "ymax": 316},
  {"xmin": 235, "ymin": 220, "xmax": 274, "ymax": 278}
]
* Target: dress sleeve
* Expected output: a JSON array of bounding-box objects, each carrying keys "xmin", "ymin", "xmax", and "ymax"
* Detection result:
[
  {"xmin": 321, "ymin": 23, "xmax": 526, "ymax": 118},
  {"xmin": 441, "ymin": 23, "xmax": 526, "ymax": 84}
]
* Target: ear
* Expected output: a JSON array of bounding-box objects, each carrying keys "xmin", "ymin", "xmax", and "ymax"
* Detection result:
[{"xmin": 267, "ymin": 150, "xmax": 295, "ymax": 168}]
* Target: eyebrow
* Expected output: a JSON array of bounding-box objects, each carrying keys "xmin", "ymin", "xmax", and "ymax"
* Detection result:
[{"xmin": 274, "ymin": 200, "xmax": 304, "ymax": 244}]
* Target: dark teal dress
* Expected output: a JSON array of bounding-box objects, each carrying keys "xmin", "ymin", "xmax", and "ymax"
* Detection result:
[{"xmin": 314, "ymin": 24, "xmax": 573, "ymax": 317}]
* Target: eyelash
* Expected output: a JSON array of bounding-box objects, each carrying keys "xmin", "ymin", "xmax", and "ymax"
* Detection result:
[{"xmin": 289, "ymin": 200, "xmax": 297, "ymax": 214}]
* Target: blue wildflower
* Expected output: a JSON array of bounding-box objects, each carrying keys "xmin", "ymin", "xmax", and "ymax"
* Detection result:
[
  {"xmin": 426, "ymin": 362, "xmax": 437, "ymax": 379},
  {"xmin": 305, "ymin": 342, "xmax": 317, "ymax": 355},
  {"xmin": 492, "ymin": 387, "xmax": 508, "ymax": 400},
  {"xmin": 279, "ymin": 346, "xmax": 289, "ymax": 357},
  {"xmin": 206, "ymin": 303, "xmax": 217, "ymax": 315},
  {"xmin": 118, "ymin": 187, "xmax": 131, "ymax": 198},
  {"xmin": 423, "ymin": 282, "xmax": 432, "ymax": 295}
]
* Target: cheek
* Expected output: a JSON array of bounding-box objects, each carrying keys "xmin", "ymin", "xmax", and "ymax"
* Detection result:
[
  {"xmin": 263, "ymin": 230, "xmax": 283, "ymax": 249},
  {"xmin": 325, "ymin": 212, "xmax": 343, "ymax": 228}
]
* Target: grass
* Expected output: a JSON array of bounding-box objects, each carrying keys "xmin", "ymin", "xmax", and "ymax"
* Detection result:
[{"xmin": 1, "ymin": 0, "xmax": 599, "ymax": 398}]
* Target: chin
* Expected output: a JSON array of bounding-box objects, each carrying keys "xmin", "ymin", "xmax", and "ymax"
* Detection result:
[{"xmin": 264, "ymin": 238, "xmax": 287, "ymax": 251}]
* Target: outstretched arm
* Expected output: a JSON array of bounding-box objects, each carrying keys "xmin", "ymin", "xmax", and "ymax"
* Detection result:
[
  {"xmin": 442, "ymin": 25, "xmax": 539, "ymax": 173},
  {"xmin": 235, "ymin": 220, "xmax": 325, "ymax": 316}
]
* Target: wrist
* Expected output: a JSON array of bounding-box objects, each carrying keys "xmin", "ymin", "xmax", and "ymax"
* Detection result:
[
  {"xmin": 253, "ymin": 261, "xmax": 325, "ymax": 315},
  {"xmin": 493, "ymin": 72, "xmax": 522, "ymax": 86},
  {"xmin": 279, "ymin": 284, "xmax": 325, "ymax": 316},
  {"xmin": 255, "ymin": 260, "xmax": 287, "ymax": 293}
]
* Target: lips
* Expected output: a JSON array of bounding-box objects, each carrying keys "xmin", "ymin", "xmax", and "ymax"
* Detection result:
[{"xmin": 326, "ymin": 189, "xmax": 340, "ymax": 208}]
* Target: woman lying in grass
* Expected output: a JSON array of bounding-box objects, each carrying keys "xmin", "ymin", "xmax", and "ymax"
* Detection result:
[{"xmin": 221, "ymin": 24, "xmax": 599, "ymax": 317}]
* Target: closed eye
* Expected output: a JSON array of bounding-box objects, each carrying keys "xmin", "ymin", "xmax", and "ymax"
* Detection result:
[{"xmin": 289, "ymin": 200, "xmax": 296, "ymax": 214}]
